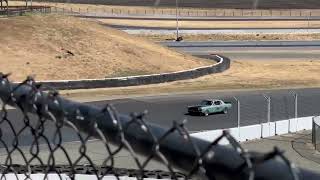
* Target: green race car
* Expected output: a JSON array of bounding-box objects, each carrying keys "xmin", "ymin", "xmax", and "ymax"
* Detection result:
[{"xmin": 187, "ymin": 99, "xmax": 232, "ymax": 116}]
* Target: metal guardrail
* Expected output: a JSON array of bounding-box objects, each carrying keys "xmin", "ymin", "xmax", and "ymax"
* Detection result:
[{"xmin": 0, "ymin": 74, "xmax": 320, "ymax": 179}]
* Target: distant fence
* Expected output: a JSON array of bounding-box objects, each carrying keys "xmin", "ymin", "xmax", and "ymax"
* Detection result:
[
  {"xmin": 0, "ymin": 6, "xmax": 51, "ymax": 16},
  {"xmin": 50, "ymin": 6, "xmax": 320, "ymax": 18}
]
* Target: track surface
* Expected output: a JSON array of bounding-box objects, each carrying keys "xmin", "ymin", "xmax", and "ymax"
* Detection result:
[
  {"xmin": 161, "ymin": 41, "xmax": 320, "ymax": 61},
  {"xmin": 52, "ymin": 0, "xmax": 320, "ymax": 9},
  {"xmin": 3, "ymin": 88, "xmax": 320, "ymax": 147}
]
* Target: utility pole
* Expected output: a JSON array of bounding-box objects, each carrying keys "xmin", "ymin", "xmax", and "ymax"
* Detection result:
[{"xmin": 175, "ymin": 0, "xmax": 182, "ymax": 41}]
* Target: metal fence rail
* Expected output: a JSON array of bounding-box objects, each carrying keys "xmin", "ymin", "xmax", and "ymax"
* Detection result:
[{"xmin": 0, "ymin": 74, "xmax": 319, "ymax": 180}]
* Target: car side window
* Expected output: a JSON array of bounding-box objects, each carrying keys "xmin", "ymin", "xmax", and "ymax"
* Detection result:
[{"xmin": 214, "ymin": 101, "xmax": 221, "ymax": 105}]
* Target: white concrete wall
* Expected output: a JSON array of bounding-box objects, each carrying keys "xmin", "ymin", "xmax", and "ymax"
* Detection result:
[{"xmin": 191, "ymin": 116, "xmax": 313, "ymax": 145}]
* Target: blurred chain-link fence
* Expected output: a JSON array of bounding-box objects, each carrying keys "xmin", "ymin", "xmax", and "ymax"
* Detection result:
[{"xmin": 0, "ymin": 75, "xmax": 319, "ymax": 179}]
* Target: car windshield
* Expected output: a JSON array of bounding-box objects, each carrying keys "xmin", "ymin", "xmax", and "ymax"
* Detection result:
[{"xmin": 201, "ymin": 100, "xmax": 212, "ymax": 105}]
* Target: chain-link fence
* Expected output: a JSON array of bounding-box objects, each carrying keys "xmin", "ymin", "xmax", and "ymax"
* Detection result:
[{"xmin": 1, "ymin": 75, "xmax": 320, "ymax": 179}]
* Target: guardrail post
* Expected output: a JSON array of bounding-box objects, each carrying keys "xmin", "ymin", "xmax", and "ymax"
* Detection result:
[
  {"xmin": 233, "ymin": 97, "xmax": 240, "ymax": 141},
  {"xmin": 263, "ymin": 94, "xmax": 271, "ymax": 137}
]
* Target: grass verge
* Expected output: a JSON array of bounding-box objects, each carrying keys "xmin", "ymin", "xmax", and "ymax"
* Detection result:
[{"xmin": 61, "ymin": 60, "xmax": 320, "ymax": 100}]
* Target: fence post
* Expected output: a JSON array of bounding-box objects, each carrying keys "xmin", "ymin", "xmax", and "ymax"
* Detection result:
[
  {"xmin": 233, "ymin": 97, "xmax": 240, "ymax": 141},
  {"xmin": 295, "ymin": 93, "xmax": 298, "ymax": 131},
  {"xmin": 289, "ymin": 90, "xmax": 298, "ymax": 133},
  {"xmin": 312, "ymin": 117, "xmax": 315, "ymax": 145},
  {"xmin": 263, "ymin": 94, "xmax": 271, "ymax": 137}
]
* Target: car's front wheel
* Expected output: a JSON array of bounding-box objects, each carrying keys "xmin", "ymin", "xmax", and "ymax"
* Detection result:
[
  {"xmin": 204, "ymin": 111, "xmax": 209, "ymax": 116},
  {"xmin": 223, "ymin": 108, "xmax": 228, "ymax": 114}
]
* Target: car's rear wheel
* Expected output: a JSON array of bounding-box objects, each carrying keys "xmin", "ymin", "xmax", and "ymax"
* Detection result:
[{"xmin": 204, "ymin": 111, "xmax": 209, "ymax": 116}]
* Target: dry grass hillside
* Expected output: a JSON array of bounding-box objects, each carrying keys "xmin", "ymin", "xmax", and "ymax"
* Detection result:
[{"xmin": 0, "ymin": 14, "xmax": 211, "ymax": 81}]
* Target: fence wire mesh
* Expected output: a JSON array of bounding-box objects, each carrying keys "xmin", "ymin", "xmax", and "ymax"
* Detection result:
[{"xmin": 0, "ymin": 75, "xmax": 318, "ymax": 180}]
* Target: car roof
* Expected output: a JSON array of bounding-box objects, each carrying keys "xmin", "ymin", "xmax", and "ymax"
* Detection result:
[{"xmin": 203, "ymin": 99, "xmax": 220, "ymax": 102}]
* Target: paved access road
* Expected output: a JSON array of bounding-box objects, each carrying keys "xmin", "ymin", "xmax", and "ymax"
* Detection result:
[
  {"xmin": 161, "ymin": 41, "xmax": 320, "ymax": 61},
  {"xmin": 69, "ymin": 0, "xmax": 320, "ymax": 9},
  {"xmin": 83, "ymin": 14, "xmax": 320, "ymax": 21},
  {"xmin": 3, "ymin": 88, "xmax": 320, "ymax": 147}
]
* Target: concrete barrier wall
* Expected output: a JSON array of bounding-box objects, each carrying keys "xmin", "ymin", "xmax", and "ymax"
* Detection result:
[
  {"xmin": 191, "ymin": 116, "xmax": 313, "ymax": 145},
  {"xmin": 32, "ymin": 55, "xmax": 230, "ymax": 90}
]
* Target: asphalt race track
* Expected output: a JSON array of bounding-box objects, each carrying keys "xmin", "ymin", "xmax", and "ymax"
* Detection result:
[
  {"xmin": 55, "ymin": 0, "xmax": 320, "ymax": 9},
  {"xmin": 3, "ymin": 88, "xmax": 320, "ymax": 147},
  {"xmin": 161, "ymin": 41, "xmax": 320, "ymax": 61}
]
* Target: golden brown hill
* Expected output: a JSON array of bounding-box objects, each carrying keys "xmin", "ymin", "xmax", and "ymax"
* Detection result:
[{"xmin": 0, "ymin": 14, "xmax": 211, "ymax": 81}]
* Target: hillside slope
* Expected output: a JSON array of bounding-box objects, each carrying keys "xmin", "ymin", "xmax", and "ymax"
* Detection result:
[{"xmin": 0, "ymin": 14, "xmax": 211, "ymax": 81}]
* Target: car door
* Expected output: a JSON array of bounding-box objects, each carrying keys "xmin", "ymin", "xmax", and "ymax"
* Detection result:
[
  {"xmin": 206, "ymin": 101, "xmax": 214, "ymax": 113},
  {"xmin": 210, "ymin": 101, "xmax": 217, "ymax": 113},
  {"xmin": 214, "ymin": 101, "xmax": 222, "ymax": 112}
]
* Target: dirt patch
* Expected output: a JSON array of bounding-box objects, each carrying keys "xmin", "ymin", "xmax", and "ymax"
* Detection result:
[
  {"xmin": 0, "ymin": 14, "xmax": 211, "ymax": 81},
  {"xmin": 62, "ymin": 60, "xmax": 320, "ymax": 99},
  {"xmin": 139, "ymin": 33, "xmax": 320, "ymax": 41}
]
